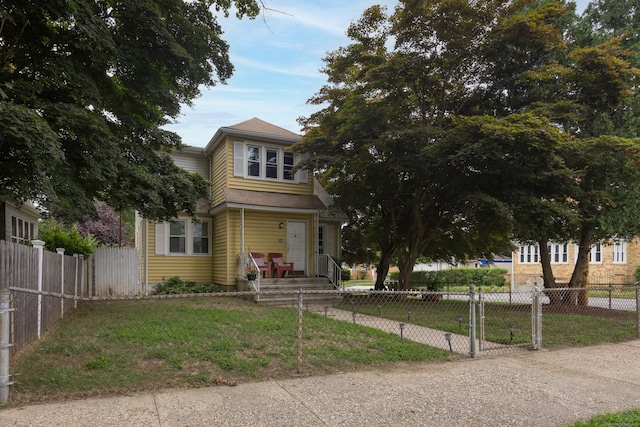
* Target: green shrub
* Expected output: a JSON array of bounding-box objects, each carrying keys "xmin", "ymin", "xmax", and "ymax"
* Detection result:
[
  {"xmin": 37, "ymin": 219, "xmax": 97, "ymax": 256},
  {"xmin": 634, "ymin": 265, "xmax": 640, "ymax": 282},
  {"xmin": 154, "ymin": 276, "xmax": 221, "ymax": 294},
  {"xmin": 340, "ymin": 269, "xmax": 351, "ymax": 281},
  {"xmin": 390, "ymin": 268, "xmax": 508, "ymax": 290}
]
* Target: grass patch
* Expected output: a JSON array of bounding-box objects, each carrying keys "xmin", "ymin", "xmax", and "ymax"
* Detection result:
[
  {"xmin": 9, "ymin": 297, "xmax": 450, "ymax": 406},
  {"xmin": 339, "ymin": 295, "xmax": 637, "ymax": 347},
  {"xmin": 570, "ymin": 408, "xmax": 640, "ymax": 426}
]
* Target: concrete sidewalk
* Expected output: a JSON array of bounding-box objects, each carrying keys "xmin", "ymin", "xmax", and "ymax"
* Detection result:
[
  {"xmin": 3, "ymin": 340, "xmax": 640, "ymax": 427},
  {"xmin": 326, "ymin": 307, "xmax": 494, "ymax": 354}
]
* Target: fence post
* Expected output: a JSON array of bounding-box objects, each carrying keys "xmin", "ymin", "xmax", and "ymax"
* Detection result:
[
  {"xmin": 297, "ymin": 288, "xmax": 303, "ymax": 374},
  {"xmin": 73, "ymin": 254, "xmax": 79, "ymax": 309},
  {"xmin": 478, "ymin": 289, "xmax": 484, "ymax": 352},
  {"xmin": 0, "ymin": 289, "xmax": 12, "ymax": 404},
  {"xmin": 636, "ymin": 285, "xmax": 640, "ymax": 339},
  {"xmin": 469, "ymin": 284, "xmax": 476, "ymax": 358},
  {"xmin": 532, "ymin": 286, "xmax": 542, "ymax": 349},
  {"xmin": 31, "ymin": 240, "xmax": 45, "ymax": 339},
  {"xmin": 79, "ymin": 254, "xmax": 85, "ymax": 299},
  {"xmin": 56, "ymin": 248, "xmax": 65, "ymax": 318}
]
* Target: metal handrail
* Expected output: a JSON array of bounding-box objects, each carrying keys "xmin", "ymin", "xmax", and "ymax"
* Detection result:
[{"xmin": 318, "ymin": 254, "xmax": 342, "ymax": 290}]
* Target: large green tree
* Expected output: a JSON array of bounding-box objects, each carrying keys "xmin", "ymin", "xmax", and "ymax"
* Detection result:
[
  {"xmin": 0, "ymin": 0, "xmax": 260, "ymax": 222},
  {"xmin": 297, "ymin": 2, "xmax": 514, "ymax": 290},
  {"xmin": 298, "ymin": 0, "xmax": 640, "ymax": 296}
]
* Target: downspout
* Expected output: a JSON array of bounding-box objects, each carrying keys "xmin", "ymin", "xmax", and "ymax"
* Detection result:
[
  {"xmin": 314, "ymin": 213, "xmax": 319, "ymax": 277},
  {"xmin": 241, "ymin": 208, "xmax": 245, "ymax": 258}
]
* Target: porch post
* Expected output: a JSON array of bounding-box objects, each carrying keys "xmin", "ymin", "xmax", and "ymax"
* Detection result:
[
  {"xmin": 240, "ymin": 208, "xmax": 245, "ymax": 257},
  {"xmin": 313, "ymin": 213, "xmax": 319, "ymax": 277}
]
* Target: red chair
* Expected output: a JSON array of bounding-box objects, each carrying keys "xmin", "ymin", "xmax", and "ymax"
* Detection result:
[
  {"xmin": 250, "ymin": 252, "xmax": 271, "ymax": 278},
  {"xmin": 268, "ymin": 252, "xmax": 294, "ymax": 278}
]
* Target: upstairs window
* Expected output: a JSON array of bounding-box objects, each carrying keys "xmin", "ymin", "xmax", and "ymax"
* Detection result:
[
  {"xmin": 234, "ymin": 141, "xmax": 307, "ymax": 183},
  {"xmin": 247, "ymin": 145, "xmax": 261, "ymax": 177},
  {"xmin": 284, "ymin": 152, "xmax": 295, "ymax": 181},
  {"xmin": 266, "ymin": 148, "xmax": 278, "ymax": 178}
]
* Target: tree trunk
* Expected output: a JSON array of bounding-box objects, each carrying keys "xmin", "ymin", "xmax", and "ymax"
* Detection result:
[
  {"xmin": 578, "ymin": 262, "xmax": 589, "ymax": 305},
  {"xmin": 396, "ymin": 246, "xmax": 422, "ymax": 290},
  {"xmin": 374, "ymin": 243, "xmax": 394, "ymax": 290},
  {"xmin": 538, "ymin": 241, "xmax": 556, "ymax": 288},
  {"xmin": 569, "ymin": 226, "xmax": 593, "ymax": 306},
  {"xmin": 538, "ymin": 240, "xmax": 563, "ymax": 305}
]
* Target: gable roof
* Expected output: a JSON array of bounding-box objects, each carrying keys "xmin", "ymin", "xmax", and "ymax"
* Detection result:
[
  {"xmin": 204, "ymin": 117, "xmax": 300, "ymax": 154},
  {"xmin": 226, "ymin": 118, "xmax": 300, "ymax": 139}
]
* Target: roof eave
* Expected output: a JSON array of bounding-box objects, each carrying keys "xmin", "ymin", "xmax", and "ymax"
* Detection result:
[{"xmin": 204, "ymin": 127, "xmax": 301, "ymax": 155}]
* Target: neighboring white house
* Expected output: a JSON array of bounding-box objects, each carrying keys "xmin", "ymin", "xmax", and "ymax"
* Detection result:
[{"xmin": 0, "ymin": 200, "xmax": 40, "ymax": 244}]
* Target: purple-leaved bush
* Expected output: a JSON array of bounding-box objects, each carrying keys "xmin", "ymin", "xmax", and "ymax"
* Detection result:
[{"xmin": 77, "ymin": 202, "xmax": 133, "ymax": 247}]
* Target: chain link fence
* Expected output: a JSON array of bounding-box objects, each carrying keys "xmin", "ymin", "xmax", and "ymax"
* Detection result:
[{"xmin": 3, "ymin": 284, "xmax": 639, "ymax": 404}]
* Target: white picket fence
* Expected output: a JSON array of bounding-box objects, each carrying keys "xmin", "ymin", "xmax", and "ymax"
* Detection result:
[{"xmin": 88, "ymin": 246, "xmax": 143, "ymax": 297}]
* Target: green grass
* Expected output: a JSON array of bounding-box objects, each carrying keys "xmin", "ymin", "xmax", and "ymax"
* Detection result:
[
  {"xmin": 8, "ymin": 294, "xmax": 637, "ymax": 407},
  {"xmin": 339, "ymin": 295, "xmax": 637, "ymax": 347},
  {"xmin": 9, "ymin": 297, "xmax": 450, "ymax": 406},
  {"xmin": 586, "ymin": 286, "xmax": 637, "ymax": 299},
  {"xmin": 569, "ymin": 409, "xmax": 640, "ymax": 426}
]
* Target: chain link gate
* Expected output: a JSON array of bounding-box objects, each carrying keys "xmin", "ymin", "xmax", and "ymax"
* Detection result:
[{"xmin": 475, "ymin": 287, "xmax": 539, "ymax": 354}]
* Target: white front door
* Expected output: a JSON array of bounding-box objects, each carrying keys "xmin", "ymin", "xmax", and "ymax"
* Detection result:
[{"xmin": 287, "ymin": 221, "xmax": 307, "ymax": 274}]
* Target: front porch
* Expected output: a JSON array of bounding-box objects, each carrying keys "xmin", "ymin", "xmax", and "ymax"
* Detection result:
[{"xmin": 237, "ymin": 276, "xmax": 342, "ymax": 306}]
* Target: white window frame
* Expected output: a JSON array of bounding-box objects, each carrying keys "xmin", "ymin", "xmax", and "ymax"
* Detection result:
[
  {"xmin": 590, "ymin": 242, "xmax": 602, "ymax": 264},
  {"xmin": 612, "ymin": 241, "xmax": 626, "ymax": 264},
  {"xmin": 518, "ymin": 245, "xmax": 539, "ymax": 264},
  {"xmin": 192, "ymin": 221, "xmax": 210, "ymax": 255},
  {"xmin": 233, "ymin": 141, "xmax": 307, "ymax": 183},
  {"xmin": 11, "ymin": 215, "xmax": 35, "ymax": 244},
  {"xmin": 548, "ymin": 243, "xmax": 568, "ymax": 264},
  {"xmin": 156, "ymin": 219, "xmax": 211, "ymax": 256},
  {"xmin": 169, "ymin": 220, "xmax": 187, "ymax": 254}
]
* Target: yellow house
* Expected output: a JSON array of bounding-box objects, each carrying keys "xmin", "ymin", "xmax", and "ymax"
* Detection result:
[
  {"xmin": 512, "ymin": 239, "xmax": 640, "ymax": 289},
  {"xmin": 136, "ymin": 118, "xmax": 346, "ymax": 289}
]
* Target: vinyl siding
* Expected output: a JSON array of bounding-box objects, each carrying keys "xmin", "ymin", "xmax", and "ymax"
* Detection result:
[
  {"xmin": 211, "ymin": 143, "xmax": 228, "ymax": 207},
  {"xmin": 212, "ymin": 211, "xmax": 231, "ymax": 285},
  {"xmin": 145, "ymin": 217, "xmax": 213, "ymax": 284},
  {"xmin": 171, "ymin": 150, "xmax": 208, "ymax": 178},
  {"xmin": 223, "ymin": 137, "xmax": 314, "ymax": 196},
  {"xmin": 219, "ymin": 210, "xmax": 315, "ymax": 276}
]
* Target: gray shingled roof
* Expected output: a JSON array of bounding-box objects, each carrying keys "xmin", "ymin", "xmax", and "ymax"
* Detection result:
[
  {"xmin": 223, "ymin": 188, "xmax": 326, "ymax": 210},
  {"xmin": 225, "ymin": 117, "xmax": 300, "ymax": 140}
]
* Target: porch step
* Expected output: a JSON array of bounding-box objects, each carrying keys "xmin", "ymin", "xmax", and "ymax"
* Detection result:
[{"xmin": 250, "ymin": 277, "xmax": 342, "ymax": 306}]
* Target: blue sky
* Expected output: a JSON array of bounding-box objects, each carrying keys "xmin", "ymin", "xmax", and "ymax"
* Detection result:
[{"xmin": 166, "ymin": 0, "xmax": 591, "ymax": 147}]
